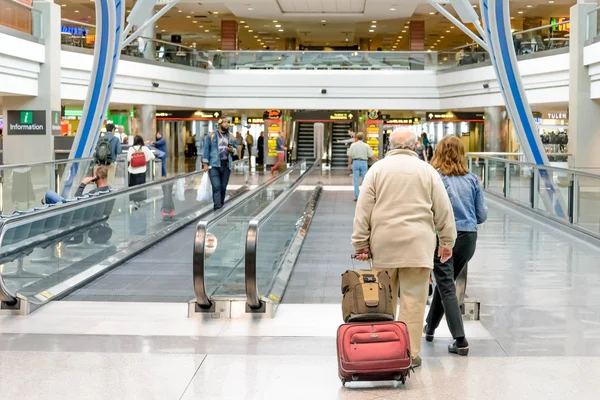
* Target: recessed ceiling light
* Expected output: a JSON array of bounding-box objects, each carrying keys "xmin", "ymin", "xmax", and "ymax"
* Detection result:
[
  {"xmin": 372, "ymin": 21, "xmax": 377, "ymax": 23},
  {"xmin": 244, "ymin": 25, "xmax": 250, "ymax": 28},
  {"xmin": 398, "ymin": 36, "xmax": 403, "ymax": 39},
  {"xmin": 276, "ymin": 37, "xmax": 280, "ymax": 39},
  {"xmin": 446, "ymin": 30, "xmax": 451, "ymax": 32},
  {"xmin": 186, "ymin": 16, "xmax": 191, "ymax": 18},
  {"xmin": 248, "ymin": 7, "xmax": 253, "ymax": 10},
  {"xmin": 273, "ymin": 20, "xmax": 278, "ymax": 23},
  {"xmin": 61, "ymin": 3, "xmax": 66, "ymax": 6},
  {"xmin": 205, "ymin": 30, "xmax": 209, "ymax": 32},
  {"xmin": 511, "ymin": 16, "xmax": 515, "ymax": 19},
  {"xmin": 527, "ymin": 4, "xmax": 532, "ymax": 7},
  {"xmin": 249, "ymin": 30, "xmax": 253, "ymax": 32},
  {"xmin": 254, "ymin": 35, "xmax": 258, "ymax": 38},
  {"xmin": 276, "ymin": 24, "xmax": 281, "ymax": 27},
  {"xmin": 518, "ymin": 11, "xmax": 523, "ymax": 14},
  {"xmin": 178, "ymin": 9, "xmax": 182, "ymax": 12},
  {"xmin": 278, "ymin": 29, "xmax": 284, "ymax": 32},
  {"xmin": 155, "ymin": 25, "xmax": 158, "ymax": 28},
  {"xmin": 263, "ymin": 45, "xmax": 267, "ymax": 48},
  {"xmin": 199, "ymin": 25, "xmax": 203, "ymax": 28},
  {"xmin": 240, "ymin": 21, "xmax": 245, "ymax": 24},
  {"xmin": 193, "ymin": 21, "xmax": 197, "ymax": 23},
  {"xmin": 429, "ymin": 12, "xmax": 435, "ymax": 15},
  {"xmin": 74, "ymin": 10, "xmax": 79, "ymax": 13},
  {"xmin": 437, "ymin": 39, "xmax": 440, "ymax": 42},
  {"xmin": 401, "ymin": 30, "xmax": 406, "ymax": 33},
  {"xmin": 369, "ymin": 29, "xmax": 374, "ymax": 33},
  {"xmin": 390, "ymin": 8, "xmax": 396, "ymax": 11},
  {"xmin": 213, "ymin": 11, "xmax": 218, "ymax": 14},
  {"xmin": 371, "ymin": 25, "xmax": 376, "ymax": 28},
  {"xmin": 321, "ymin": 20, "xmax": 326, "ymax": 23},
  {"xmin": 451, "ymin": 26, "xmax": 455, "ymax": 29},
  {"xmin": 473, "ymin": 4, "xmax": 478, "ymax": 8},
  {"xmin": 161, "ymin": 29, "xmax": 165, "ymax": 32},
  {"xmin": 549, "ymin": 0, "xmax": 554, "ymax": 3},
  {"xmin": 441, "ymin": 36, "xmax": 445, "ymax": 38}
]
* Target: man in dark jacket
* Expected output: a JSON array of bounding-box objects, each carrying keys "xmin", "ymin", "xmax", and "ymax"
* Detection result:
[{"xmin": 152, "ymin": 132, "xmax": 168, "ymax": 177}]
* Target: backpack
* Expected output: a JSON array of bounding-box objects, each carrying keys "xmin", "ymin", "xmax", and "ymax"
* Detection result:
[
  {"xmin": 96, "ymin": 136, "xmax": 115, "ymax": 165},
  {"xmin": 130, "ymin": 146, "xmax": 147, "ymax": 168}
]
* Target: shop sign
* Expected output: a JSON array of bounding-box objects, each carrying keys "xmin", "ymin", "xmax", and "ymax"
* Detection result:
[
  {"xmin": 267, "ymin": 121, "xmax": 281, "ymax": 157},
  {"xmin": 547, "ymin": 112, "xmax": 567, "ymax": 119},
  {"xmin": 155, "ymin": 110, "xmax": 221, "ymax": 119},
  {"xmin": 231, "ymin": 116, "xmax": 242, "ymax": 125},
  {"xmin": 550, "ymin": 18, "xmax": 570, "ymax": 32},
  {"xmin": 367, "ymin": 110, "xmax": 379, "ymax": 119},
  {"xmin": 61, "ymin": 26, "xmax": 89, "ymax": 37},
  {"xmin": 51, "ymin": 111, "xmax": 62, "ymax": 135},
  {"xmin": 6, "ymin": 110, "xmax": 46, "ymax": 135},
  {"xmin": 330, "ymin": 112, "xmax": 353, "ymax": 120},
  {"xmin": 367, "ymin": 123, "xmax": 380, "ymax": 134},
  {"xmin": 247, "ymin": 117, "xmax": 264, "ymax": 124},
  {"xmin": 264, "ymin": 110, "xmax": 282, "ymax": 119}
]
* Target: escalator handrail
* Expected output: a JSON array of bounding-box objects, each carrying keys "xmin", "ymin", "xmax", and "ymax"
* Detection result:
[
  {"xmin": 0, "ymin": 159, "xmax": 249, "ymax": 305},
  {"xmin": 193, "ymin": 159, "xmax": 309, "ymax": 308},
  {"xmin": 245, "ymin": 160, "xmax": 321, "ymax": 309}
]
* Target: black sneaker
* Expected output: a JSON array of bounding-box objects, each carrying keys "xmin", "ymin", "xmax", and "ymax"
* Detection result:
[
  {"xmin": 448, "ymin": 342, "xmax": 469, "ymax": 356},
  {"xmin": 423, "ymin": 325, "xmax": 434, "ymax": 342}
]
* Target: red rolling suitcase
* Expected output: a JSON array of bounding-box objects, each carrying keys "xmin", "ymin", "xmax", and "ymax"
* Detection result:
[{"xmin": 337, "ymin": 320, "xmax": 412, "ymax": 386}]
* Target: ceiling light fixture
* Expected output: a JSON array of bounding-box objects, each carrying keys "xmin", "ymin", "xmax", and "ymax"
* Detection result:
[
  {"xmin": 372, "ymin": 21, "xmax": 377, "ymax": 23},
  {"xmin": 254, "ymin": 35, "xmax": 258, "ymax": 38},
  {"xmin": 213, "ymin": 11, "xmax": 218, "ymax": 14},
  {"xmin": 390, "ymin": 8, "xmax": 396, "ymax": 11},
  {"xmin": 186, "ymin": 16, "xmax": 191, "ymax": 18},
  {"xmin": 278, "ymin": 29, "xmax": 284, "ymax": 32},
  {"xmin": 205, "ymin": 29, "xmax": 209, "ymax": 32},
  {"xmin": 401, "ymin": 30, "xmax": 406, "ymax": 33},
  {"xmin": 549, "ymin": 0, "xmax": 554, "ymax": 3},
  {"xmin": 61, "ymin": 3, "xmax": 66, "ymax": 6},
  {"xmin": 527, "ymin": 5, "xmax": 532, "ymax": 7},
  {"xmin": 249, "ymin": 29, "xmax": 253, "ymax": 32},
  {"xmin": 248, "ymin": 7, "xmax": 253, "ymax": 10},
  {"xmin": 398, "ymin": 36, "xmax": 403, "ymax": 39},
  {"xmin": 276, "ymin": 24, "xmax": 281, "ymax": 27},
  {"xmin": 446, "ymin": 30, "xmax": 451, "ymax": 32},
  {"xmin": 518, "ymin": 11, "xmax": 523, "ymax": 14},
  {"xmin": 75, "ymin": 10, "xmax": 79, "ymax": 12},
  {"xmin": 240, "ymin": 20, "xmax": 245, "ymax": 23},
  {"xmin": 429, "ymin": 12, "xmax": 435, "ymax": 15},
  {"xmin": 193, "ymin": 21, "xmax": 197, "ymax": 23},
  {"xmin": 321, "ymin": 20, "xmax": 326, "ymax": 23},
  {"xmin": 178, "ymin": 9, "xmax": 182, "ymax": 12},
  {"xmin": 371, "ymin": 25, "xmax": 376, "ymax": 28},
  {"xmin": 273, "ymin": 20, "xmax": 278, "ymax": 23},
  {"xmin": 369, "ymin": 29, "xmax": 374, "ymax": 33},
  {"xmin": 161, "ymin": 29, "xmax": 165, "ymax": 32}
]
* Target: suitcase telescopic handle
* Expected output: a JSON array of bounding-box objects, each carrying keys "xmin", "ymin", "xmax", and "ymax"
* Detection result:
[{"xmin": 351, "ymin": 254, "xmax": 373, "ymax": 270}]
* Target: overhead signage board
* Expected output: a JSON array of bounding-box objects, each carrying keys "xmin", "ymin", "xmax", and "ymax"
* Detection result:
[
  {"xmin": 6, "ymin": 110, "xmax": 46, "ymax": 135},
  {"xmin": 264, "ymin": 109, "xmax": 282, "ymax": 120},
  {"xmin": 550, "ymin": 17, "xmax": 570, "ymax": 32},
  {"xmin": 384, "ymin": 117, "xmax": 420, "ymax": 125},
  {"xmin": 426, "ymin": 111, "xmax": 484, "ymax": 121},
  {"xmin": 231, "ymin": 116, "xmax": 242, "ymax": 125},
  {"xmin": 155, "ymin": 110, "xmax": 222, "ymax": 119},
  {"xmin": 194, "ymin": 110, "xmax": 221, "ymax": 119},
  {"xmin": 330, "ymin": 112, "xmax": 353, "ymax": 120},
  {"xmin": 247, "ymin": 117, "xmax": 264, "ymax": 124}
]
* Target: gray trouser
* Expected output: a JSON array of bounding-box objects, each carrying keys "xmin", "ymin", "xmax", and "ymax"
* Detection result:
[{"xmin": 426, "ymin": 231, "xmax": 477, "ymax": 339}]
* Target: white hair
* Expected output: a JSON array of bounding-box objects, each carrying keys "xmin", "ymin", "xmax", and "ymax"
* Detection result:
[{"xmin": 389, "ymin": 128, "xmax": 418, "ymax": 150}]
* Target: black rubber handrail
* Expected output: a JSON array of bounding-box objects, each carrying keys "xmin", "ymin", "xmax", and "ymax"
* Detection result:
[
  {"xmin": 245, "ymin": 160, "xmax": 321, "ymax": 310},
  {"xmin": 193, "ymin": 160, "xmax": 309, "ymax": 309}
]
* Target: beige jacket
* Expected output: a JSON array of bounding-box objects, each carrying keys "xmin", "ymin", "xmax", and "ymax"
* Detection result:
[{"xmin": 352, "ymin": 149, "xmax": 456, "ymax": 269}]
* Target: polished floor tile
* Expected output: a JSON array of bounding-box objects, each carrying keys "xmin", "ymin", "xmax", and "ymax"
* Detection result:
[{"xmin": 0, "ymin": 352, "xmax": 205, "ymax": 400}]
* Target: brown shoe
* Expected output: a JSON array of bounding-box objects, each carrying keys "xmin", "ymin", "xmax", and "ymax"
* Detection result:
[{"xmin": 412, "ymin": 355, "xmax": 422, "ymax": 368}]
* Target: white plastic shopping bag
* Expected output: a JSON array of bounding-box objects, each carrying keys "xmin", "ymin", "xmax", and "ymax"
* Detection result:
[
  {"xmin": 175, "ymin": 178, "xmax": 186, "ymax": 201},
  {"xmin": 197, "ymin": 173, "xmax": 212, "ymax": 202}
]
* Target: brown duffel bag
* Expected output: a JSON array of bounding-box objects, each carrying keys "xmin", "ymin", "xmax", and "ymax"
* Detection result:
[{"xmin": 341, "ymin": 268, "xmax": 394, "ymax": 323}]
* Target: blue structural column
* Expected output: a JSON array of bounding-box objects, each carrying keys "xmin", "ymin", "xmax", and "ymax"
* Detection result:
[
  {"xmin": 62, "ymin": 0, "xmax": 124, "ymax": 196},
  {"xmin": 480, "ymin": 0, "xmax": 567, "ymax": 218}
]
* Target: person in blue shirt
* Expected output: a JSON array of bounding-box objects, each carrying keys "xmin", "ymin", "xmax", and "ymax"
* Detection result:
[
  {"xmin": 270, "ymin": 134, "xmax": 287, "ymax": 176},
  {"xmin": 423, "ymin": 136, "xmax": 488, "ymax": 357},
  {"xmin": 152, "ymin": 132, "xmax": 168, "ymax": 177},
  {"xmin": 202, "ymin": 118, "xmax": 237, "ymax": 210},
  {"xmin": 97, "ymin": 123, "xmax": 122, "ymax": 185}
]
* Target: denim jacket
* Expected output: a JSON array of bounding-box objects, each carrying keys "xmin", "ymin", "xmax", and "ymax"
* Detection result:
[
  {"xmin": 439, "ymin": 172, "xmax": 488, "ymax": 232},
  {"xmin": 202, "ymin": 130, "xmax": 237, "ymax": 169}
]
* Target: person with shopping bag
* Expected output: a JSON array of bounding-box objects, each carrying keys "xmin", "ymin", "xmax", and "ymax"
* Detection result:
[{"xmin": 202, "ymin": 118, "xmax": 237, "ymax": 210}]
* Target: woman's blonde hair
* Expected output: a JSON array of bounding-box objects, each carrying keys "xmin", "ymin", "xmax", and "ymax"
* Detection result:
[{"xmin": 430, "ymin": 136, "xmax": 469, "ymax": 176}]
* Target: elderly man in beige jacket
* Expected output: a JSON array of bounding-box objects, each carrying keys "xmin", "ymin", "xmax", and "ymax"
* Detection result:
[{"xmin": 352, "ymin": 128, "xmax": 456, "ymax": 368}]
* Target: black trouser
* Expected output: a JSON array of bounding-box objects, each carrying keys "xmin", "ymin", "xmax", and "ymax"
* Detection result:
[
  {"xmin": 426, "ymin": 231, "xmax": 478, "ymax": 339},
  {"xmin": 208, "ymin": 159, "xmax": 231, "ymax": 210},
  {"xmin": 128, "ymin": 172, "xmax": 147, "ymax": 202}
]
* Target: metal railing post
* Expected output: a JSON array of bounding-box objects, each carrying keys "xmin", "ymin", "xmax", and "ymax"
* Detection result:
[
  {"xmin": 570, "ymin": 174, "xmax": 579, "ymax": 224},
  {"xmin": 503, "ymin": 162, "xmax": 511, "ymax": 199},
  {"xmin": 532, "ymin": 168, "xmax": 540, "ymax": 210},
  {"xmin": 483, "ymin": 158, "xmax": 489, "ymax": 189}
]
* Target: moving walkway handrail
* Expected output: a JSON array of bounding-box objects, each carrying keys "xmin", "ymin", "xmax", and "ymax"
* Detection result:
[
  {"xmin": 193, "ymin": 160, "xmax": 308, "ymax": 309},
  {"xmin": 245, "ymin": 160, "xmax": 321, "ymax": 310},
  {"xmin": 0, "ymin": 159, "xmax": 248, "ymax": 305},
  {"xmin": 468, "ymin": 155, "xmax": 600, "ymax": 180}
]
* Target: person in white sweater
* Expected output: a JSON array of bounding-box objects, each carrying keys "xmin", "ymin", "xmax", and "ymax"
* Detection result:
[
  {"xmin": 127, "ymin": 135, "xmax": 155, "ymax": 205},
  {"xmin": 352, "ymin": 128, "xmax": 456, "ymax": 368}
]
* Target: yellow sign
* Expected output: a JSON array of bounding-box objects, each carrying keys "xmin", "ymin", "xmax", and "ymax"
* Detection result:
[
  {"xmin": 367, "ymin": 124, "xmax": 379, "ymax": 134},
  {"xmin": 267, "ymin": 121, "xmax": 281, "ymax": 157},
  {"xmin": 247, "ymin": 117, "xmax": 264, "ymax": 124},
  {"xmin": 386, "ymin": 118, "xmax": 420, "ymax": 125},
  {"xmin": 39, "ymin": 291, "xmax": 53, "ymax": 299},
  {"xmin": 330, "ymin": 112, "xmax": 353, "ymax": 120}
]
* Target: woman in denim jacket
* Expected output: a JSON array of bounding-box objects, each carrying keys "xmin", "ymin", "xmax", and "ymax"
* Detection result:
[
  {"xmin": 202, "ymin": 118, "xmax": 237, "ymax": 210},
  {"xmin": 423, "ymin": 136, "xmax": 488, "ymax": 356}
]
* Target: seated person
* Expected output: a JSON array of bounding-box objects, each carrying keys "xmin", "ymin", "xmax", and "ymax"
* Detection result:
[{"xmin": 44, "ymin": 166, "xmax": 110, "ymax": 205}]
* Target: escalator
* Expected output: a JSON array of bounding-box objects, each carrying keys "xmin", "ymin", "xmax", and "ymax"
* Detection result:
[
  {"xmin": 331, "ymin": 122, "xmax": 352, "ymax": 167},
  {"xmin": 296, "ymin": 122, "xmax": 315, "ymax": 162}
]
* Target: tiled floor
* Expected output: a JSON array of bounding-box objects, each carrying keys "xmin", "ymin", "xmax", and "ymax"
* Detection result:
[{"xmin": 2, "ymin": 174, "xmax": 600, "ymax": 399}]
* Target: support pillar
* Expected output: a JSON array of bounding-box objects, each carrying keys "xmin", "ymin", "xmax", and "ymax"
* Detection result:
[
  {"xmin": 2, "ymin": 0, "xmax": 61, "ymax": 164},
  {"xmin": 132, "ymin": 5, "xmax": 156, "ymax": 142},
  {"xmin": 409, "ymin": 20, "xmax": 425, "ymax": 70},
  {"xmin": 569, "ymin": 1, "xmax": 600, "ymax": 168},
  {"xmin": 285, "ymin": 38, "xmax": 296, "ymax": 50},
  {"xmin": 221, "ymin": 20, "xmax": 239, "ymax": 50},
  {"xmin": 359, "ymin": 38, "xmax": 370, "ymax": 51},
  {"xmin": 135, "ymin": 4, "xmax": 155, "ymax": 59},
  {"xmin": 483, "ymin": 107, "xmax": 509, "ymax": 152}
]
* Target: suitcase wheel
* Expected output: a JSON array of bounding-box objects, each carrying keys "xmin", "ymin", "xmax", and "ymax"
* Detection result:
[{"xmin": 340, "ymin": 378, "xmax": 346, "ymax": 386}]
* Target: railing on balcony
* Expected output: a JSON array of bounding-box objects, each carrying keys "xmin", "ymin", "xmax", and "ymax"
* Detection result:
[
  {"xmin": 1, "ymin": 0, "xmax": 43, "ymax": 39},
  {"xmin": 58, "ymin": 18, "xmax": 570, "ymax": 71}
]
